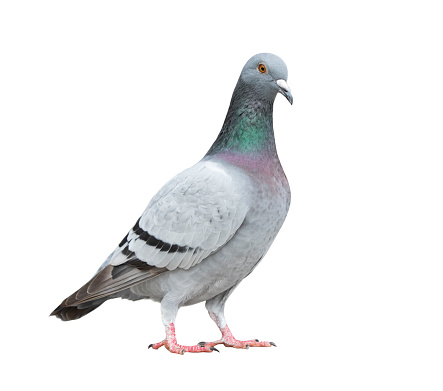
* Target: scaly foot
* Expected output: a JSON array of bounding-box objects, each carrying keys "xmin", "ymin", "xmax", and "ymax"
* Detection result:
[
  {"xmin": 198, "ymin": 324, "xmax": 276, "ymax": 349},
  {"xmin": 148, "ymin": 323, "xmax": 219, "ymax": 355},
  {"xmin": 199, "ymin": 338, "xmax": 276, "ymax": 349}
]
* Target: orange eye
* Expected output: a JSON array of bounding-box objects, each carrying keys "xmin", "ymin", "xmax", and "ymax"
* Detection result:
[{"xmin": 258, "ymin": 63, "xmax": 267, "ymax": 73}]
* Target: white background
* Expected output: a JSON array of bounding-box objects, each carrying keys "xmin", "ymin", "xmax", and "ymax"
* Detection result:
[{"xmin": 1, "ymin": 1, "xmax": 442, "ymax": 390}]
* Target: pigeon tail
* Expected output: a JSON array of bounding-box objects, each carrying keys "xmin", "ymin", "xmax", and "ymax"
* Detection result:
[
  {"xmin": 50, "ymin": 299, "xmax": 106, "ymax": 321},
  {"xmin": 50, "ymin": 262, "xmax": 167, "ymax": 321}
]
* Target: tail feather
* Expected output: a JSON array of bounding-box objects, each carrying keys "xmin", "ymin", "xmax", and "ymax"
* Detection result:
[
  {"xmin": 50, "ymin": 261, "xmax": 167, "ymax": 321},
  {"xmin": 50, "ymin": 300, "xmax": 105, "ymax": 321}
]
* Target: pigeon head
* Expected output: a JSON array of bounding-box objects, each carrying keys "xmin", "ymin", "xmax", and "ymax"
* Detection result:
[
  {"xmin": 239, "ymin": 53, "xmax": 293, "ymax": 105},
  {"xmin": 206, "ymin": 53, "xmax": 292, "ymax": 157}
]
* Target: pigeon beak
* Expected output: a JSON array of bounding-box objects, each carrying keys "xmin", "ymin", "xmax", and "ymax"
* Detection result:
[{"xmin": 276, "ymin": 79, "xmax": 293, "ymax": 105}]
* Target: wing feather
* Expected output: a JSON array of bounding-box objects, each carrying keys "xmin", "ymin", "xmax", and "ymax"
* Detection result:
[{"xmin": 108, "ymin": 160, "xmax": 249, "ymax": 271}]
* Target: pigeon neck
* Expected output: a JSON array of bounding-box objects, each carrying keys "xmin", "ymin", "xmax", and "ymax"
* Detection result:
[{"xmin": 206, "ymin": 82, "xmax": 277, "ymax": 157}]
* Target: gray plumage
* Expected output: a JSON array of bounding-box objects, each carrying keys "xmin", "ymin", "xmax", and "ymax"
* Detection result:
[{"xmin": 51, "ymin": 53, "xmax": 292, "ymax": 353}]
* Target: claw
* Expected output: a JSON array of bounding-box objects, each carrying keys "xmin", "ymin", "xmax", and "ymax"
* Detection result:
[
  {"xmin": 245, "ymin": 344, "xmax": 249, "ymax": 349},
  {"xmin": 181, "ymin": 349, "xmax": 185, "ymax": 355},
  {"xmin": 148, "ymin": 344, "xmax": 153, "ymax": 349},
  {"xmin": 270, "ymin": 342, "xmax": 277, "ymax": 347},
  {"xmin": 210, "ymin": 347, "xmax": 220, "ymax": 353}
]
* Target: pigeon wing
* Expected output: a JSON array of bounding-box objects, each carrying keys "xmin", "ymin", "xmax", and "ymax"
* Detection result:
[{"xmin": 109, "ymin": 160, "xmax": 249, "ymax": 271}]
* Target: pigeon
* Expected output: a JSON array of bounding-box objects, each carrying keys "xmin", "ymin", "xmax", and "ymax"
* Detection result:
[{"xmin": 51, "ymin": 53, "xmax": 293, "ymax": 354}]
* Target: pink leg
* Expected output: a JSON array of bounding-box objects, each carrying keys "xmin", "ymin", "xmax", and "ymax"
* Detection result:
[
  {"xmin": 199, "ymin": 313, "xmax": 277, "ymax": 349},
  {"xmin": 148, "ymin": 323, "xmax": 219, "ymax": 355}
]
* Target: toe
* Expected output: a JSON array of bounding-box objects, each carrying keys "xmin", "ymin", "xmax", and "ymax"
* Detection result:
[{"xmin": 148, "ymin": 340, "xmax": 165, "ymax": 350}]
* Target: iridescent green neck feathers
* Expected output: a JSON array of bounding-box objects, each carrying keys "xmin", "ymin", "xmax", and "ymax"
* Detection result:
[{"xmin": 206, "ymin": 80, "xmax": 276, "ymax": 157}]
